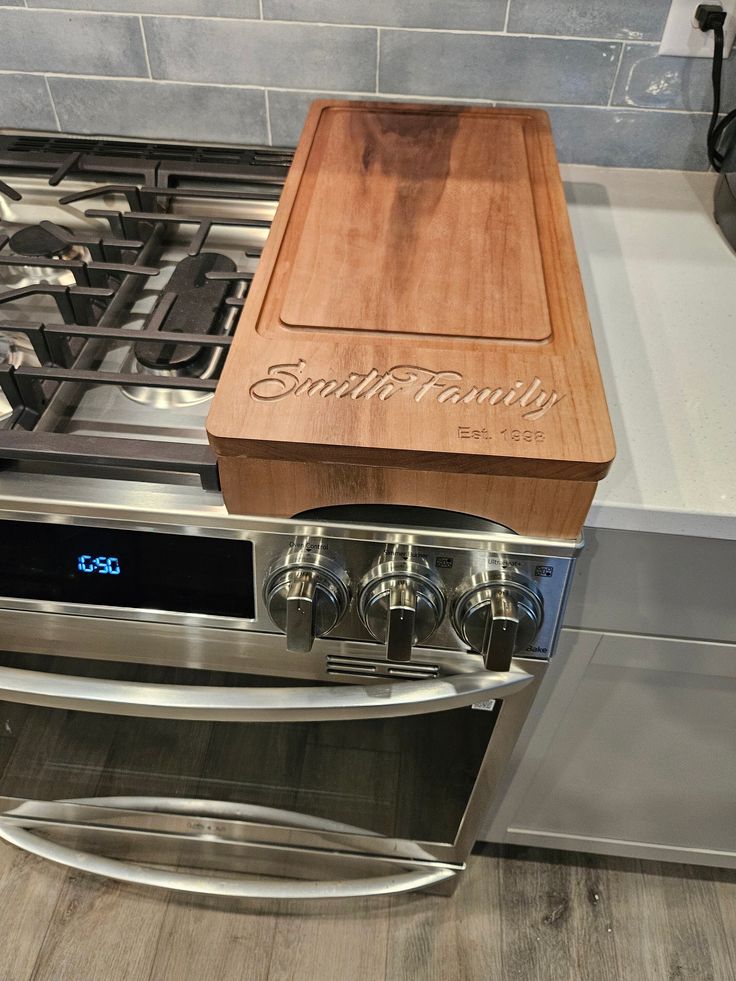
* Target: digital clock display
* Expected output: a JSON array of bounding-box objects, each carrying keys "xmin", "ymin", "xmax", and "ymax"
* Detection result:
[
  {"xmin": 77, "ymin": 555, "xmax": 121, "ymax": 575},
  {"xmin": 0, "ymin": 521, "xmax": 254, "ymax": 618}
]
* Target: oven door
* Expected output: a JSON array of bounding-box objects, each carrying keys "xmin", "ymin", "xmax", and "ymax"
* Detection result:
[{"xmin": 0, "ymin": 649, "xmax": 543, "ymax": 898}]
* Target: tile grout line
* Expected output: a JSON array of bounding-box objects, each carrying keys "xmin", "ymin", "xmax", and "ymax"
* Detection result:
[
  {"xmin": 264, "ymin": 89, "xmax": 273, "ymax": 145},
  {"xmin": 0, "ymin": 71, "xmax": 718, "ymax": 117},
  {"xmin": 43, "ymin": 75, "xmax": 61, "ymax": 131},
  {"xmin": 503, "ymin": 0, "xmax": 512, "ymax": 33},
  {"xmin": 139, "ymin": 15, "xmax": 153, "ymax": 79},
  {"xmin": 375, "ymin": 27, "xmax": 381, "ymax": 93},
  {"xmin": 607, "ymin": 42, "xmax": 626, "ymax": 108}
]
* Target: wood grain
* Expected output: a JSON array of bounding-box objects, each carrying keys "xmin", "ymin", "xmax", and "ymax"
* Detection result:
[
  {"xmin": 207, "ymin": 99, "xmax": 615, "ymax": 527},
  {"xmin": 0, "ymin": 847, "xmax": 66, "ymax": 981},
  {"xmin": 2, "ymin": 841, "xmax": 734, "ymax": 981},
  {"xmin": 495, "ymin": 847, "xmax": 621, "ymax": 981},
  {"xmin": 386, "ymin": 850, "xmax": 504, "ymax": 981},
  {"xmin": 281, "ymin": 108, "xmax": 551, "ymax": 341},
  {"xmin": 217, "ymin": 457, "xmax": 596, "ymax": 539},
  {"xmin": 30, "ymin": 874, "xmax": 167, "ymax": 981},
  {"xmin": 621, "ymin": 861, "xmax": 736, "ymax": 981},
  {"xmin": 268, "ymin": 895, "xmax": 391, "ymax": 981},
  {"xmin": 713, "ymin": 868, "xmax": 736, "ymax": 978},
  {"xmin": 150, "ymin": 894, "xmax": 278, "ymax": 981}
]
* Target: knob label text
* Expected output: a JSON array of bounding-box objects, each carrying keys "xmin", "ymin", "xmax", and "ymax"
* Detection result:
[{"xmin": 249, "ymin": 360, "xmax": 564, "ymax": 421}]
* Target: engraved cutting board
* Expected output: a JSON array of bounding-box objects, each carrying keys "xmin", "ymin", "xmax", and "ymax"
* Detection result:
[
  {"xmin": 280, "ymin": 108, "xmax": 551, "ymax": 341},
  {"xmin": 207, "ymin": 100, "xmax": 615, "ymax": 490}
]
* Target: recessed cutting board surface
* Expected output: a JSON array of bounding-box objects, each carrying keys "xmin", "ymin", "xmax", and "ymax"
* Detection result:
[
  {"xmin": 280, "ymin": 107, "xmax": 551, "ymax": 341},
  {"xmin": 207, "ymin": 100, "xmax": 615, "ymax": 487}
]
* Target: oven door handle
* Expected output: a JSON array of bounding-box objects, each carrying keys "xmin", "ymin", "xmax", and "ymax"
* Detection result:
[
  {"xmin": 0, "ymin": 822, "xmax": 456, "ymax": 899},
  {"xmin": 0, "ymin": 663, "xmax": 532, "ymax": 720}
]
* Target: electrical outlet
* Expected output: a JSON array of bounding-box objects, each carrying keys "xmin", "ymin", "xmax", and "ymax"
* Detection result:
[{"xmin": 659, "ymin": 0, "xmax": 736, "ymax": 56}]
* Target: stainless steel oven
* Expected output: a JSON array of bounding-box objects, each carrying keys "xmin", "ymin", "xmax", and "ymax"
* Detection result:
[
  {"xmin": 0, "ymin": 131, "xmax": 584, "ymax": 900},
  {"xmin": 0, "ymin": 493, "xmax": 578, "ymax": 899}
]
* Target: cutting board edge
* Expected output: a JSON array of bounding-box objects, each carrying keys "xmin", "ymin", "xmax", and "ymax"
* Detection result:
[
  {"xmin": 216, "ymin": 455, "xmax": 598, "ymax": 540},
  {"xmin": 207, "ymin": 433, "xmax": 615, "ymax": 483}
]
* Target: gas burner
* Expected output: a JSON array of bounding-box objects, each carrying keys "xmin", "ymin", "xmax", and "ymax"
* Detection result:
[
  {"xmin": 122, "ymin": 252, "xmax": 242, "ymax": 409},
  {"xmin": 134, "ymin": 253, "xmax": 237, "ymax": 373},
  {"xmin": 0, "ymin": 331, "xmax": 38, "ymax": 421},
  {"xmin": 0, "ymin": 132, "xmax": 288, "ymax": 487},
  {"xmin": 121, "ymin": 359, "xmax": 220, "ymax": 409},
  {"xmin": 10, "ymin": 222, "xmax": 74, "ymax": 258},
  {"xmin": 1, "ymin": 222, "xmax": 93, "ymax": 291}
]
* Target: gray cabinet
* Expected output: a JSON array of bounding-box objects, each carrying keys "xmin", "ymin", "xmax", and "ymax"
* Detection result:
[{"xmin": 484, "ymin": 628, "xmax": 736, "ymax": 866}]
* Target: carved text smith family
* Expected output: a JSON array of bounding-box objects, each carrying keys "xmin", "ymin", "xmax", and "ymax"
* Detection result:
[{"xmin": 248, "ymin": 360, "xmax": 564, "ymax": 421}]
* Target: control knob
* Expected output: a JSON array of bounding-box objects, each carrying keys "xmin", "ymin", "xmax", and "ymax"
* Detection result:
[
  {"xmin": 264, "ymin": 546, "xmax": 350, "ymax": 654},
  {"xmin": 452, "ymin": 572, "xmax": 543, "ymax": 671},
  {"xmin": 358, "ymin": 557, "xmax": 445, "ymax": 662}
]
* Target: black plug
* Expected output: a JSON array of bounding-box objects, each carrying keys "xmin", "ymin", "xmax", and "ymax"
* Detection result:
[{"xmin": 696, "ymin": 3, "xmax": 727, "ymax": 31}]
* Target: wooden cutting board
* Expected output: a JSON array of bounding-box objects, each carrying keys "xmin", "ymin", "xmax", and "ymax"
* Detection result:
[
  {"xmin": 207, "ymin": 101, "xmax": 615, "ymax": 534},
  {"xmin": 279, "ymin": 109, "xmax": 551, "ymax": 342}
]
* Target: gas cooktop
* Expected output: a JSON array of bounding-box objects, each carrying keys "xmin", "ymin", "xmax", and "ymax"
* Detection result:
[{"xmin": 0, "ymin": 132, "xmax": 291, "ymax": 492}]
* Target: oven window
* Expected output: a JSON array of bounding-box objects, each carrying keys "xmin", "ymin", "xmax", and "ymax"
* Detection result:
[{"xmin": 0, "ymin": 652, "xmax": 499, "ymax": 845}]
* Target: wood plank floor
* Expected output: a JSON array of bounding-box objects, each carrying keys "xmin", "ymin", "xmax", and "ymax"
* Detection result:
[{"xmin": 0, "ymin": 842, "xmax": 734, "ymax": 981}]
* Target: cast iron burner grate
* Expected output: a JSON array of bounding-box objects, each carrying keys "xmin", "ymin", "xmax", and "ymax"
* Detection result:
[{"xmin": 0, "ymin": 133, "xmax": 292, "ymax": 490}]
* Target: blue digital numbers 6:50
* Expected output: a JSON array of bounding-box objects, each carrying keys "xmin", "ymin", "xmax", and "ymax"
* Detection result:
[{"xmin": 77, "ymin": 555, "xmax": 121, "ymax": 575}]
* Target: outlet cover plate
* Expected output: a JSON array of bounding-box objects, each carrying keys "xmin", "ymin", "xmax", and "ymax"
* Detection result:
[{"xmin": 659, "ymin": 0, "xmax": 736, "ymax": 57}]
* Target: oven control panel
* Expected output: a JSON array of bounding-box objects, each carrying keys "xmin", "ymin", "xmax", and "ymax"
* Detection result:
[
  {"xmin": 260, "ymin": 532, "xmax": 577, "ymax": 667},
  {"xmin": 0, "ymin": 516, "xmax": 578, "ymax": 669}
]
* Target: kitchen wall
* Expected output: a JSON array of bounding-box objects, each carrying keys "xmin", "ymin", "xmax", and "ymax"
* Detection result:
[{"xmin": 0, "ymin": 0, "xmax": 733, "ymax": 169}]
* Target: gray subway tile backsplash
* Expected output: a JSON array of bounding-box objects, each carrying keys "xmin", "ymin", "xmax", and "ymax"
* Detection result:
[
  {"xmin": 612, "ymin": 44, "xmax": 736, "ymax": 113},
  {"xmin": 263, "ymin": 0, "xmax": 507, "ymax": 31},
  {"xmin": 268, "ymin": 90, "xmax": 353, "ymax": 146},
  {"xmin": 49, "ymin": 77, "xmax": 268, "ymax": 144},
  {"xmin": 0, "ymin": 8, "xmax": 148, "ymax": 77},
  {"xmin": 507, "ymin": 0, "xmax": 671, "ymax": 42},
  {"xmin": 0, "ymin": 0, "xmax": 724, "ymax": 170},
  {"xmin": 27, "ymin": 1, "xmax": 258, "ymax": 13},
  {"xmin": 144, "ymin": 16, "xmax": 376, "ymax": 92},
  {"xmin": 0, "ymin": 74, "xmax": 57, "ymax": 131},
  {"xmin": 540, "ymin": 106, "xmax": 710, "ymax": 170},
  {"xmin": 380, "ymin": 31, "xmax": 619, "ymax": 106}
]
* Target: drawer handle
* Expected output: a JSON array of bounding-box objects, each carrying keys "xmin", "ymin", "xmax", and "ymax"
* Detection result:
[
  {"xmin": 0, "ymin": 663, "xmax": 532, "ymax": 721},
  {"xmin": 0, "ymin": 822, "xmax": 455, "ymax": 899}
]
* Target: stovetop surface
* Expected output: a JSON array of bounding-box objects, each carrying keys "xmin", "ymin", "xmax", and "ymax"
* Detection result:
[{"xmin": 0, "ymin": 130, "xmax": 291, "ymax": 516}]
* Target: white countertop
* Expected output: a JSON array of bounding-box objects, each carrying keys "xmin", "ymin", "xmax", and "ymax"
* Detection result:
[{"xmin": 562, "ymin": 165, "xmax": 736, "ymax": 541}]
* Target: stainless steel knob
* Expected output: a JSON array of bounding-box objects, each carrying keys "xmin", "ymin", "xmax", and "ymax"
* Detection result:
[
  {"xmin": 264, "ymin": 547, "xmax": 350, "ymax": 653},
  {"xmin": 452, "ymin": 572, "xmax": 543, "ymax": 671},
  {"xmin": 358, "ymin": 558, "xmax": 445, "ymax": 662}
]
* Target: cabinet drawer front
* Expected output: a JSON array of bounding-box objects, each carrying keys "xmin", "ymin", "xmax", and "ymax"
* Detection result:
[
  {"xmin": 566, "ymin": 529, "xmax": 736, "ymax": 643},
  {"xmin": 504, "ymin": 631, "xmax": 736, "ymax": 857}
]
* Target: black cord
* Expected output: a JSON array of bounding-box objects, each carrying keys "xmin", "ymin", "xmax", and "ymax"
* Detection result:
[
  {"xmin": 708, "ymin": 22, "xmax": 725, "ymax": 168},
  {"xmin": 698, "ymin": 4, "xmax": 735, "ymax": 170}
]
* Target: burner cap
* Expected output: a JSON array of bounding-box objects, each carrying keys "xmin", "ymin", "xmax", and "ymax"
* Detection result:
[
  {"xmin": 9, "ymin": 223, "xmax": 70, "ymax": 258},
  {"xmin": 134, "ymin": 252, "xmax": 237, "ymax": 372}
]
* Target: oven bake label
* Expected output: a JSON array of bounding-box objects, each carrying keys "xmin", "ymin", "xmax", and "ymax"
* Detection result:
[{"xmin": 249, "ymin": 360, "xmax": 564, "ymax": 421}]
